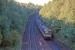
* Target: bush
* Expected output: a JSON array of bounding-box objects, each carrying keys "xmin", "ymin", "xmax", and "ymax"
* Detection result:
[
  {"xmin": 0, "ymin": 32, "xmax": 3, "ymax": 45},
  {"xmin": 40, "ymin": 16, "xmax": 75, "ymax": 50}
]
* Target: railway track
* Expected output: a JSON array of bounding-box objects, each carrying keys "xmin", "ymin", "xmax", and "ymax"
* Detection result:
[{"xmin": 21, "ymin": 11, "xmax": 72, "ymax": 50}]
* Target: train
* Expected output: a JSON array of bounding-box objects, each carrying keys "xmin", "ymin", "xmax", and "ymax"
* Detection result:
[
  {"xmin": 40, "ymin": 26, "xmax": 53, "ymax": 40},
  {"xmin": 36, "ymin": 18, "xmax": 53, "ymax": 40}
]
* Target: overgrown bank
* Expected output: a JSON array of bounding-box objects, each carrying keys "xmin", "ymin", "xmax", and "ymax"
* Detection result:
[
  {"xmin": 0, "ymin": 0, "xmax": 37, "ymax": 50},
  {"xmin": 40, "ymin": 0, "xmax": 75, "ymax": 50}
]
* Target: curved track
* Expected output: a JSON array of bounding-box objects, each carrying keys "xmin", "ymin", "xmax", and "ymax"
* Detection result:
[{"xmin": 21, "ymin": 12, "xmax": 72, "ymax": 50}]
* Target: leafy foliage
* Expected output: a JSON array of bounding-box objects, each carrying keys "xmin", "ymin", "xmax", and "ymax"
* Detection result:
[
  {"xmin": 40, "ymin": 0, "xmax": 75, "ymax": 50},
  {"xmin": 0, "ymin": 0, "xmax": 37, "ymax": 50}
]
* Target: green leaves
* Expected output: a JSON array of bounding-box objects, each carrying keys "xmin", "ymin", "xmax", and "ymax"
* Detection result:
[
  {"xmin": 40, "ymin": 0, "xmax": 75, "ymax": 49},
  {"xmin": 0, "ymin": 0, "xmax": 36, "ymax": 49},
  {"xmin": 0, "ymin": 16, "xmax": 7, "ymax": 24},
  {"xmin": 0, "ymin": 31, "xmax": 3, "ymax": 45}
]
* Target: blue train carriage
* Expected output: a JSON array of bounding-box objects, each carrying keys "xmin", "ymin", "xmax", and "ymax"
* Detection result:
[
  {"xmin": 41, "ymin": 25, "xmax": 53, "ymax": 40},
  {"xmin": 36, "ymin": 17, "xmax": 53, "ymax": 40},
  {"xmin": 38, "ymin": 21, "xmax": 53, "ymax": 40}
]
